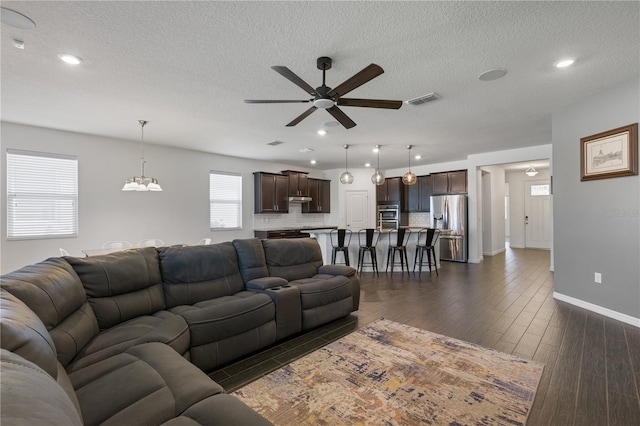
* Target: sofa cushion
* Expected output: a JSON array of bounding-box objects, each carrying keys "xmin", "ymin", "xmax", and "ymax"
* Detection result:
[
  {"xmin": 0, "ymin": 257, "xmax": 99, "ymax": 367},
  {"xmin": 232, "ymin": 238, "xmax": 269, "ymax": 283},
  {"xmin": 160, "ymin": 394, "xmax": 274, "ymax": 425},
  {"xmin": 0, "ymin": 289, "xmax": 58, "ymax": 378},
  {"xmin": 158, "ymin": 243, "xmax": 246, "ymax": 308},
  {"xmin": 0, "ymin": 349, "xmax": 83, "ymax": 426},
  {"xmin": 169, "ymin": 291, "xmax": 276, "ymax": 371},
  {"xmin": 66, "ymin": 312, "xmax": 190, "ymax": 373},
  {"xmin": 66, "ymin": 248, "xmax": 165, "ymax": 329},
  {"xmin": 69, "ymin": 342, "xmax": 224, "ymax": 426},
  {"xmin": 261, "ymin": 238, "xmax": 323, "ymax": 281}
]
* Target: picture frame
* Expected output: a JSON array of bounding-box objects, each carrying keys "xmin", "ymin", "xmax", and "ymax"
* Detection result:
[{"xmin": 580, "ymin": 123, "xmax": 638, "ymax": 181}]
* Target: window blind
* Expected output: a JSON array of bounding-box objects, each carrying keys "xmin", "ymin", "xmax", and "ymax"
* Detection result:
[
  {"xmin": 209, "ymin": 171, "xmax": 242, "ymax": 229},
  {"xmin": 6, "ymin": 149, "xmax": 78, "ymax": 239}
]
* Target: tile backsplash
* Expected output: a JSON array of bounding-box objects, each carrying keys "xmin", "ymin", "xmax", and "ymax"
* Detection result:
[
  {"xmin": 409, "ymin": 212, "xmax": 431, "ymax": 227},
  {"xmin": 253, "ymin": 204, "xmax": 331, "ymax": 229}
]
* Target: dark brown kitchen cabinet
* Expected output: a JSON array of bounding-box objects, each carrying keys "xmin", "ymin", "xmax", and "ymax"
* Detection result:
[
  {"xmin": 303, "ymin": 178, "xmax": 331, "ymax": 213},
  {"xmin": 431, "ymin": 170, "xmax": 467, "ymax": 194},
  {"xmin": 281, "ymin": 170, "xmax": 309, "ymax": 197},
  {"xmin": 253, "ymin": 172, "xmax": 289, "ymax": 213},
  {"xmin": 376, "ymin": 177, "xmax": 403, "ymax": 204},
  {"xmin": 405, "ymin": 175, "xmax": 432, "ymax": 212}
]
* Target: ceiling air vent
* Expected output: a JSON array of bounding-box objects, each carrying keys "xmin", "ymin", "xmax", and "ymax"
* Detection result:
[
  {"xmin": 405, "ymin": 92, "xmax": 440, "ymax": 106},
  {"xmin": 267, "ymin": 140, "xmax": 285, "ymax": 146}
]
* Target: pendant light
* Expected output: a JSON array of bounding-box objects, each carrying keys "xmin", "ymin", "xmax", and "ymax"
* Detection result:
[
  {"xmin": 402, "ymin": 145, "xmax": 417, "ymax": 185},
  {"xmin": 339, "ymin": 144, "xmax": 354, "ymax": 184},
  {"xmin": 371, "ymin": 145, "xmax": 385, "ymax": 185},
  {"xmin": 122, "ymin": 120, "xmax": 163, "ymax": 192},
  {"xmin": 525, "ymin": 165, "xmax": 538, "ymax": 177}
]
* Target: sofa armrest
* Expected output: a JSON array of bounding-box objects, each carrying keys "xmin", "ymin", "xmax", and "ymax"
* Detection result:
[
  {"xmin": 246, "ymin": 277, "xmax": 288, "ymax": 290},
  {"xmin": 261, "ymin": 286, "xmax": 302, "ymax": 340},
  {"xmin": 317, "ymin": 264, "xmax": 356, "ymax": 277}
]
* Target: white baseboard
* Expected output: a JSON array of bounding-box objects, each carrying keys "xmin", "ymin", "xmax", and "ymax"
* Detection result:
[
  {"xmin": 553, "ymin": 292, "xmax": 640, "ymax": 328},
  {"xmin": 509, "ymin": 244, "xmax": 525, "ymax": 249},
  {"xmin": 483, "ymin": 248, "xmax": 506, "ymax": 256}
]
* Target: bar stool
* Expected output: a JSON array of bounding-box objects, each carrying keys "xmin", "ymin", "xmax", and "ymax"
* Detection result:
[
  {"xmin": 330, "ymin": 229, "xmax": 352, "ymax": 266},
  {"xmin": 357, "ymin": 229, "xmax": 380, "ymax": 275},
  {"xmin": 386, "ymin": 228, "xmax": 411, "ymax": 273},
  {"xmin": 414, "ymin": 228, "xmax": 440, "ymax": 275}
]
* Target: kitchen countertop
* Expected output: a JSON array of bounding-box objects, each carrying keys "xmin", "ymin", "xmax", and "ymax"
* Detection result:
[{"xmin": 253, "ymin": 226, "xmax": 338, "ymax": 232}]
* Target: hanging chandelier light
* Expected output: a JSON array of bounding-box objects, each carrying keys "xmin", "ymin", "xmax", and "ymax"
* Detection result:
[
  {"xmin": 371, "ymin": 145, "xmax": 385, "ymax": 185},
  {"xmin": 339, "ymin": 144, "xmax": 354, "ymax": 184},
  {"xmin": 122, "ymin": 120, "xmax": 163, "ymax": 192},
  {"xmin": 525, "ymin": 165, "xmax": 538, "ymax": 177},
  {"xmin": 402, "ymin": 145, "xmax": 417, "ymax": 185}
]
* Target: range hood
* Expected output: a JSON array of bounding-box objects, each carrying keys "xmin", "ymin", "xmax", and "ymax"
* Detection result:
[{"xmin": 288, "ymin": 196, "xmax": 312, "ymax": 203}]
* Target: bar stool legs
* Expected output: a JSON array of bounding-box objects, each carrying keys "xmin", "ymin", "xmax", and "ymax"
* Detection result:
[
  {"xmin": 386, "ymin": 247, "xmax": 409, "ymax": 273},
  {"xmin": 413, "ymin": 245, "xmax": 438, "ymax": 275},
  {"xmin": 332, "ymin": 247, "xmax": 350, "ymax": 266},
  {"xmin": 358, "ymin": 247, "xmax": 378, "ymax": 275}
]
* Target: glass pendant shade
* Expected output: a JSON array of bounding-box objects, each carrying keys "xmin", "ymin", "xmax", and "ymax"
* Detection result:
[
  {"xmin": 371, "ymin": 145, "xmax": 385, "ymax": 185},
  {"xmin": 371, "ymin": 170, "xmax": 385, "ymax": 185},
  {"xmin": 122, "ymin": 120, "xmax": 163, "ymax": 192},
  {"xmin": 340, "ymin": 144, "xmax": 354, "ymax": 184},
  {"xmin": 340, "ymin": 171, "xmax": 354, "ymax": 184},
  {"xmin": 402, "ymin": 145, "xmax": 417, "ymax": 185}
]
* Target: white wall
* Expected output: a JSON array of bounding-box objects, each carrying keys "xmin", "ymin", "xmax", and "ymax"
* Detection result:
[
  {"xmin": 480, "ymin": 166, "xmax": 506, "ymax": 256},
  {"xmin": 0, "ymin": 122, "xmax": 330, "ymax": 273}
]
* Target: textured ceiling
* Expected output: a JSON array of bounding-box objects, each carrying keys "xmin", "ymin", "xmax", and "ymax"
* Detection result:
[{"xmin": 1, "ymin": 1, "xmax": 639, "ymax": 170}]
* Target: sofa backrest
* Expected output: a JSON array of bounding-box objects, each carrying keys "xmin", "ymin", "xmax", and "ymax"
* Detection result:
[
  {"xmin": 66, "ymin": 247, "xmax": 165, "ymax": 330},
  {"xmin": 233, "ymin": 238, "xmax": 269, "ymax": 283},
  {"xmin": 158, "ymin": 242, "xmax": 246, "ymax": 308},
  {"xmin": 0, "ymin": 258, "xmax": 99, "ymax": 367},
  {"xmin": 261, "ymin": 238, "xmax": 324, "ymax": 281}
]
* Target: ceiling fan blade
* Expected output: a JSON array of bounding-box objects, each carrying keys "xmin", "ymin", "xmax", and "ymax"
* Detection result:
[
  {"xmin": 337, "ymin": 98, "xmax": 403, "ymax": 109},
  {"xmin": 272, "ymin": 66, "xmax": 317, "ymax": 96},
  {"xmin": 326, "ymin": 106, "xmax": 356, "ymax": 129},
  {"xmin": 286, "ymin": 106, "xmax": 317, "ymax": 127},
  {"xmin": 328, "ymin": 64, "xmax": 384, "ymax": 98},
  {"xmin": 245, "ymin": 99, "xmax": 311, "ymax": 104}
]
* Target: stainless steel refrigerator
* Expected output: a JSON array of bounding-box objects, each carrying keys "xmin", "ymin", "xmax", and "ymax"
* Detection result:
[{"xmin": 430, "ymin": 194, "xmax": 468, "ymax": 262}]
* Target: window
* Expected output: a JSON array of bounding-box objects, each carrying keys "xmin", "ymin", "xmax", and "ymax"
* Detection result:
[
  {"xmin": 530, "ymin": 184, "xmax": 550, "ymax": 196},
  {"xmin": 209, "ymin": 171, "xmax": 242, "ymax": 229},
  {"xmin": 6, "ymin": 149, "xmax": 78, "ymax": 239}
]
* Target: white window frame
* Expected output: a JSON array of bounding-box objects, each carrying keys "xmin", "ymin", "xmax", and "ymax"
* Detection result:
[
  {"xmin": 6, "ymin": 149, "xmax": 78, "ymax": 240},
  {"xmin": 209, "ymin": 171, "xmax": 242, "ymax": 230}
]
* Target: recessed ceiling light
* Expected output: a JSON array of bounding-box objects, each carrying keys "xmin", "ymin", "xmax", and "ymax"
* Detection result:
[
  {"xmin": 555, "ymin": 59, "xmax": 575, "ymax": 68},
  {"xmin": 317, "ymin": 129, "xmax": 327, "ymax": 136},
  {"xmin": 1, "ymin": 7, "xmax": 36, "ymax": 29},
  {"xmin": 414, "ymin": 154, "xmax": 422, "ymax": 160},
  {"xmin": 58, "ymin": 53, "xmax": 82, "ymax": 65},
  {"xmin": 365, "ymin": 163, "xmax": 371, "ymax": 168},
  {"xmin": 478, "ymin": 68, "xmax": 507, "ymax": 81},
  {"xmin": 324, "ymin": 121, "xmax": 340, "ymax": 128},
  {"xmin": 310, "ymin": 160, "xmax": 317, "ymax": 165}
]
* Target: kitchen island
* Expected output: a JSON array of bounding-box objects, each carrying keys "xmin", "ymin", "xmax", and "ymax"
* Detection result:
[{"xmin": 306, "ymin": 228, "xmax": 442, "ymax": 273}]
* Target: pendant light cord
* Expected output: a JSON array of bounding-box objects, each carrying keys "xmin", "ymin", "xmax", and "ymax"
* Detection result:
[{"xmin": 139, "ymin": 120, "xmax": 147, "ymax": 177}]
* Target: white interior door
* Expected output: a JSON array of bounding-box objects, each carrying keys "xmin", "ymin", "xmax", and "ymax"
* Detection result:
[
  {"xmin": 524, "ymin": 180, "xmax": 551, "ymax": 249},
  {"xmin": 346, "ymin": 190, "xmax": 369, "ymax": 230}
]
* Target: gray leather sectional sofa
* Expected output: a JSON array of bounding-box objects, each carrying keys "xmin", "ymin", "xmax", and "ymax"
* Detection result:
[{"xmin": 0, "ymin": 237, "xmax": 360, "ymax": 425}]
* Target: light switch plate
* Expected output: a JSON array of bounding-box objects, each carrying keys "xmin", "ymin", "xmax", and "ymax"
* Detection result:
[{"xmin": 594, "ymin": 272, "xmax": 602, "ymax": 284}]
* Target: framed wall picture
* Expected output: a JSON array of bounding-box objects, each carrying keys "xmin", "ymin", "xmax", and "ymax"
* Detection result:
[{"xmin": 580, "ymin": 123, "xmax": 638, "ymax": 181}]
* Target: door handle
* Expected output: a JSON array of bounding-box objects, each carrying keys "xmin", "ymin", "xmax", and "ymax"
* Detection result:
[{"xmin": 525, "ymin": 215, "xmax": 529, "ymax": 224}]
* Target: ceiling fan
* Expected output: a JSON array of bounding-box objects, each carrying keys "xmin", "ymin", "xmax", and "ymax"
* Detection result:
[{"xmin": 245, "ymin": 57, "xmax": 403, "ymax": 129}]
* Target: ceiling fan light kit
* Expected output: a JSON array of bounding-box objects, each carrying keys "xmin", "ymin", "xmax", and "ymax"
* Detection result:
[{"xmin": 245, "ymin": 57, "xmax": 402, "ymax": 129}]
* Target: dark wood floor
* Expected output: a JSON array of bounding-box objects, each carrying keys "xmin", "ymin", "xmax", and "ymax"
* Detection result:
[{"xmin": 210, "ymin": 248, "xmax": 640, "ymax": 425}]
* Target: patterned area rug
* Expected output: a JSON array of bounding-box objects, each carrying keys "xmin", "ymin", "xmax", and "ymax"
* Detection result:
[{"xmin": 233, "ymin": 318, "xmax": 544, "ymax": 425}]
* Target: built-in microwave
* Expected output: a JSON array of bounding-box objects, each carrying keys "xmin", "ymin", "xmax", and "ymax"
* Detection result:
[{"xmin": 378, "ymin": 204, "xmax": 400, "ymax": 229}]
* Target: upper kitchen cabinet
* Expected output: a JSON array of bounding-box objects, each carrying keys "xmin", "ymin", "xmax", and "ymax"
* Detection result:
[
  {"xmin": 376, "ymin": 177, "xmax": 403, "ymax": 204},
  {"xmin": 405, "ymin": 175, "xmax": 432, "ymax": 212},
  {"xmin": 281, "ymin": 170, "xmax": 309, "ymax": 197},
  {"xmin": 253, "ymin": 172, "xmax": 289, "ymax": 213},
  {"xmin": 431, "ymin": 170, "xmax": 467, "ymax": 194},
  {"xmin": 302, "ymin": 178, "xmax": 331, "ymax": 213}
]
